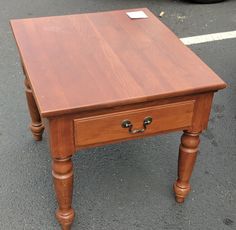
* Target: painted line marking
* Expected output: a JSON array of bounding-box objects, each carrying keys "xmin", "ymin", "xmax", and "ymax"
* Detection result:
[{"xmin": 180, "ymin": 31, "xmax": 236, "ymax": 45}]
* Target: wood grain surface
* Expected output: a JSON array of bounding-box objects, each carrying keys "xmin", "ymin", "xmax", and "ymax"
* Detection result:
[
  {"xmin": 74, "ymin": 100, "xmax": 195, "ymax": 147},
  {"xmin": 11, "ymin": 8, "xmax": 226, "ymax": 118}
]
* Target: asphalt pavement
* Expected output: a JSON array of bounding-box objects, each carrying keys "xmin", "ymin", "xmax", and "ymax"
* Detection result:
[{"xmin": 0, "ymin": 0, "xmax": 235, "ymax": 229}]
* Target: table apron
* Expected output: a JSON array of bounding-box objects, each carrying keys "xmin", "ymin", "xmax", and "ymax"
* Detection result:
[{"xmin": 47, "ymin": 92, "xmax": 214, "ymax": 158}]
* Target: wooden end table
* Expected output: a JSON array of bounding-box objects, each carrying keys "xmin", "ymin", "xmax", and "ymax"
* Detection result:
[{"xmin": 11, "ymin": 8, "xmax": 226, "ymax": 229}]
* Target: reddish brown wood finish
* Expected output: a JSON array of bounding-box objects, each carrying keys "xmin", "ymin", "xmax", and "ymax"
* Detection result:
[
  {"xmin": 174, "ymin": 131, "xmax": 200, "ymax": 203},
  {"xmin": 10, "ymin": 8, "xmax": 227, "ymax": 230},
  {"xmin": 74, "ymin": 100, "xmax": 195, "ymax": 147},
  {"xmin": 10, "ymin": 8, "xmax": 226, "ymax": 117},
  {"xmin": 24, "ymin": 77, "xmax": 44, "ymax": 140},
  {"xmin": 191, "ymin": 92, "xmax": 214, "ymax": 132},
  {"xmin": 47, "ymin": 117, "xmax": 75, "ymax": 159},
  {"xmin": 52, "ymin": 157, "xmax": 75, "ymax": 230}
]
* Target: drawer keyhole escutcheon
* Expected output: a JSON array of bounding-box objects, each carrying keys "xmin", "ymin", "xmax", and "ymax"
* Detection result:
[{"xmin": 121, "ymin": 116, "xmax": 153, "ymax": 134}]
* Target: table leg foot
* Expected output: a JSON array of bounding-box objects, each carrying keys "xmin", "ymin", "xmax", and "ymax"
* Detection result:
[
  {"xmin": 173, "ymin": 182, "xmax": 190, "ymax": 203},
  {"xmin": 52, "ymin": 157, "xmax": 75, "ymax": 230},
  {"xmin": 30, "ymin": 123, "xmax": 44, "ymax": 141},
  {"xmin": 174, "ymin": 131, "xmax": 200, "ymax": 203},
  {"xmin": 24, "ymin": 77, "xmax": 44, "ymax": 141},
  {"xmin": 175, "ymin": 196, "xmax": 185, "ymax": 203},
  {"xmin": 56, "ymin": 208, "xmax": 75, "ymax": 230},
  {"xmin": 61, "ymin": 224, "xmax": 73, "ymax": 230}
]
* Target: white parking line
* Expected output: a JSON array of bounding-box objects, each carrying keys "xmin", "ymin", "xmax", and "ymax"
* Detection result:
[{"xmin": 180, "ymin": 31, "xmax": 236, "ymax": 45}]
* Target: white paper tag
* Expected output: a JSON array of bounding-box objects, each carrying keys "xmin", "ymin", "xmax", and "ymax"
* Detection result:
[{"xmin": 126, "ymin": 11, "xmax": 148, "ymax": 19}]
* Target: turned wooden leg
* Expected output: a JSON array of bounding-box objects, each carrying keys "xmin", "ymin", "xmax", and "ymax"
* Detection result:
[
  {"xmin": 52, "ymin": 156, "xmax": 75, "ymax": 230},
  {"xmin": 174, "ymin": 131, "xmax": 200, "ymax": 203},
  {"xmin": 24, "ymin": 77, "xmax": 44, "ymax": 141}
]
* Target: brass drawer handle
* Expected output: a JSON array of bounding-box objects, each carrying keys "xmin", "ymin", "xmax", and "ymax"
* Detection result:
[{"xmin": 121, "ymin": 116, "xmax": 153, "ymax": 134}]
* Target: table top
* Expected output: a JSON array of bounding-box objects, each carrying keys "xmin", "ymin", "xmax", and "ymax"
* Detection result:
[{"xmin": 11, "ymin": 8, "xmax": 226, "ymax": 117}]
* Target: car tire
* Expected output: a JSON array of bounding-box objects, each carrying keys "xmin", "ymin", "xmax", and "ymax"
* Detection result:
[{"xmin": 190, "ymin": 0, "xmax": 225, "ymax": 3}]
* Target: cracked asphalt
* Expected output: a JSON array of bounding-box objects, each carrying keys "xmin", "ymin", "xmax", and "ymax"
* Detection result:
[{"xmin": 0, "ymin": 0, "xmax": 235, "ymax": 229}]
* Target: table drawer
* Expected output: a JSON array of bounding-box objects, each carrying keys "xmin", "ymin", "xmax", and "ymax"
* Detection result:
[{"xmin": 74, "ymin": 100, "xmax": 195, "ymax": 147}]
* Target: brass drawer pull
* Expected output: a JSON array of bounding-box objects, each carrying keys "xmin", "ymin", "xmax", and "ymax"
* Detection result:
[{"xmin": 121, "ymin": 116, "xmax": 153, "ymax": 134}]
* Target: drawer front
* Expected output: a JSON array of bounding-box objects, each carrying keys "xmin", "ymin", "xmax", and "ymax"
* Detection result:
[{"xmin": 74, "ymin": 101, "xmax": 195, "ymax": 147}]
